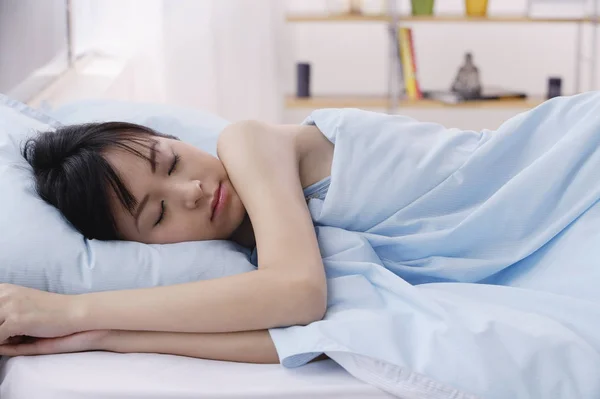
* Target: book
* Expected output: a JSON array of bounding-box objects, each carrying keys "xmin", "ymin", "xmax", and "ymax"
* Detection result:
[
  {"xmin": 407, "ymin": 28, "xmax": 422, "ymax": 99},
  {"xmin": 397, "ymin": 27, "xmax": 422, "ymax": 100}
]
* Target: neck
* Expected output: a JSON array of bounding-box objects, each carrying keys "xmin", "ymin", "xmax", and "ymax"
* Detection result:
[{"xmin": 230, "ymin": 214, "xmax": 255, "ymax": 249}]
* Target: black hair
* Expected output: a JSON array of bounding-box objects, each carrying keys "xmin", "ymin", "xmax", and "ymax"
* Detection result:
[{"xmin": 22, "ymin": 122, "xmax": 176, "ymax": 240}]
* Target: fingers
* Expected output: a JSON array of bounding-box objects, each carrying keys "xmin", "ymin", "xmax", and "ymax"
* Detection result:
[
  {"xmin": 0, "ymin": 300, "xmax": 18, "ymax": 344},
  {"xmin": 0, "ymin": 337, "xmax": 58, "ymax": 357},
  {"xmin": 0, "ymin": 331, "xmax": 107, "ymax": 357},
  {"xmin": 2, "ymin": 336, "xmax": 34, "ymax": 346},
  {"xmin": 0, "ymin": 317, "xmax": 12, "ymax": 344},
  {"xmin": 0, "ymin": 342, "xmax": 43, "ymax": 357}
]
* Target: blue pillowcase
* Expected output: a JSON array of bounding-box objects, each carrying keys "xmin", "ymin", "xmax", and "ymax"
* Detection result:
[{"xmin": 0, "ymin": 96, "xmax": 255, "ymax": 294}]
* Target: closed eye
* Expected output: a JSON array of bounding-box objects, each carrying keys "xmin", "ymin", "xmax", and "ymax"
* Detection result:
[
  {"xmin": 168, "ymin": 153, "xmax": 180, "ymax": 175},
  {"xmin": 154, "ymin": 200, "xmax": 165, "ymax": 226},
  {"xmin": 154, "ymin": 154, "xmax": 179, "ymax": 228}
]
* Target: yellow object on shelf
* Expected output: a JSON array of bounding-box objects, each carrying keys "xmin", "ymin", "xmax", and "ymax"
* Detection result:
[
  {"xmin": 465, "ymin": 0, "xmax": 489, "ymax": 17},
  {"xmin": 398, "ymin": 28, "xmax": 422, "ymax": 100}
]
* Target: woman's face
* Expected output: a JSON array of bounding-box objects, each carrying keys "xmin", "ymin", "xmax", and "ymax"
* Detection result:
[{"xmin": 103, "ymin": 136, "xmax": 246, "ymax": 244}]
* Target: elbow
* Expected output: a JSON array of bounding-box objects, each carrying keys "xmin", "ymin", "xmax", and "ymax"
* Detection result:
[{"xmin": 291, "ymin": 277, "xmax": 327, "ymax": 326}]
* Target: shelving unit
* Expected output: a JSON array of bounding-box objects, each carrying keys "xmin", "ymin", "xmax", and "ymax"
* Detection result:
[
  {"xmin": 287, "ymin": 14, "xmax": 591, "ymax": 24},
  {"xmin": 286, "ymin": 95, "xmax": 545, "ymax": 109},
  {"xmin": 286, "ymin": 1, "xmax": 599, "ymax": 112}
]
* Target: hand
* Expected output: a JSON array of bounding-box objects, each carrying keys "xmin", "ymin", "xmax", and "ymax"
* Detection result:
[
  {"xmin": 0, "ymin": 330, "xmax": 111, "ymax": 357},
  {"xmin": 0, "ymin": 284, "xmax": 82, "ymax": 343}
]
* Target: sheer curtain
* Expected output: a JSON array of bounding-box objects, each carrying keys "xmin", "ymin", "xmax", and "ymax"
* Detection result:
[
  {"xmin": 71, "ymin": 0, "xmax": 285, "ymax": 123},
  {"xmin": 70, "ymin": 0, "xmax": 166, "ymax": 103},
  {"xmin": 162, "ymin": 0, "xmax": 285, "ymax": 123}
]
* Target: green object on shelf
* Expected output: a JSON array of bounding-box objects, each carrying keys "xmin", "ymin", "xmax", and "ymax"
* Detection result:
[{"xmin": 411, "ymin": 0, "xmax": 435, "ymax": 16}]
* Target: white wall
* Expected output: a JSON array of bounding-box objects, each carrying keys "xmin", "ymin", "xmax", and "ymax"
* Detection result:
[
  {"xmin": 0, "ymin": 0, "xmax": 69, "ymax": 102},
  {"xmin": 283, "ymin": 0, "xmax": 600, "ymax": 129}
]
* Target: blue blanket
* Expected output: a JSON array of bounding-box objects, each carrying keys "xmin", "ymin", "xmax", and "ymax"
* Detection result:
[{"xmin": 269, "ymin": 92, "xmax": 600, "ymax": 398}]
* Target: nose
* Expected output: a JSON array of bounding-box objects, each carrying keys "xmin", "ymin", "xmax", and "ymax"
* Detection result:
[{"xmin": 180, "ymin": 180, "xmax": 204, "ymax": 210}]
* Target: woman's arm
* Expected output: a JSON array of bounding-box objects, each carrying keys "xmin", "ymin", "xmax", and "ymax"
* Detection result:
[
  {"xmin": 0, "ymin": 329, "xmax": 279, "ymax": 364},
  {"xmin": 105, "ymin": 330, "xmax": 278, "ymax": 363},
  {"xmin": 66, "ymin": 121, "xmax": 326, "ymax": 334},
  {"xmin": 104, "ymin": 330, "xmax": 278, "ymax": 363},
  {"xmin": 0, "ymin": 121, "xmax": 326, "ymax": 342},
  {"xmin": 73, "ymin": 268, "xmax": 321, "ymax": 333}
]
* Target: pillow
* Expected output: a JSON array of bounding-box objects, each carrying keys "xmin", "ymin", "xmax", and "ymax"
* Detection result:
[
  {"xmin": 0, "ymin": 95, "xmax": 255, "ymax": 294},
  {"xmin": 48, "ymin": 99, "xmax": 225, "ymax": 156}
]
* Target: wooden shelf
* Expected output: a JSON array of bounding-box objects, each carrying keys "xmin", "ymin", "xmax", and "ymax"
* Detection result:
[
  {"xmin": 286, "ymin": 96, "xmax": 544, "ymax": 109},
  {"xmin": 286, "ymin": 14, "xmax": 592, "ymax": 24}
]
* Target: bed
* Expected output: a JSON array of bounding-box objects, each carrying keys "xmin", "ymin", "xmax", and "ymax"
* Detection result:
[{"xmin": 0, "ymin": 353, "xmax": 392, "ymax": 398}]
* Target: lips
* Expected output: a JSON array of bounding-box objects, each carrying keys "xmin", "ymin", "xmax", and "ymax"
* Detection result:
[{"xmin": 210, "ymin": 183, "xmax": 222, "ymax": 221}]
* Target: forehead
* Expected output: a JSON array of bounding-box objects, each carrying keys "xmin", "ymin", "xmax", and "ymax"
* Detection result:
[{"xmin": 103, "ymin": 138, "xmax": 157, "ymax": 180}]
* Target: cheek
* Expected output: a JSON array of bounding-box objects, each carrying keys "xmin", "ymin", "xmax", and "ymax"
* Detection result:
[
  {"xmin": 111, "ymin": 208, "xmax": 140, "ymax": 242},
  {"xmin": 205, "ymin": 156, "xmax": 227, "ymax": 177},
  {"xmin": 161, "ymin": 212, "xmax": 214, "ymax": 242}
]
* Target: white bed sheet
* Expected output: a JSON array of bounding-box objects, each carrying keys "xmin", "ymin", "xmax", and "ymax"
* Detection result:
[{"xmin": 0, "ymin": 352, "xmax": 392, "ymax": 398}]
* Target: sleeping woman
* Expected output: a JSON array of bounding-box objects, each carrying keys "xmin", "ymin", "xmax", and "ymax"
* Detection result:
[
  {"xmin": 0, "ymin": 119, "xmax": 335, "ymax": 363},
  {"xmin": 3, "ymin": 93, "xmax": 595, "ymax": 366}
]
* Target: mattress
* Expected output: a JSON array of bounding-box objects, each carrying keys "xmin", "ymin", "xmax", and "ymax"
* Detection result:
[{"xmin": 0, "ymin": 352, "xmax": 392, "ymax": 398}]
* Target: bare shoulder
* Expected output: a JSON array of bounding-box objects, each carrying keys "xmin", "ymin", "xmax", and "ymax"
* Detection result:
[
  {"xmin": 218, "ymin": 120, "xmax": 280, "ymax": 145},
  {"xmin": 217, "ymin": 120, "xmax": 295, "ymax": 165},
  {"xmin": 217, "ymin": 120, "xmax": 326, "ymax": 156},
  {"xmin": 217, "ymin": 120, "xmax": 332, "ymax": 189},
  {"xmin": 216, "ymin": 120, "xmax": 300, "ymax": 207}
]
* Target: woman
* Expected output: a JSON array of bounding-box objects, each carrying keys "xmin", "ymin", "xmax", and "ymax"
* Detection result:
[{"xmin": 0, "ymin": 119, "xmax": 335, "ymax": 363}]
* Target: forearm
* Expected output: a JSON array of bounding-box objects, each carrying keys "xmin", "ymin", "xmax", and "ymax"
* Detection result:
[
  {"xmin": 100, "ymin": 329, "xmax": 279, "ymax": 364},
  {"xmin": 73, "ymin": 269, "xmax": 324, "ymax": 334}
]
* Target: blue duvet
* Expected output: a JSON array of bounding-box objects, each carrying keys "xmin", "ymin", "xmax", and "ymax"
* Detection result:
[{"xmin": 268, "ymin": 92, "xmax": 600, "ymax": 398}]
